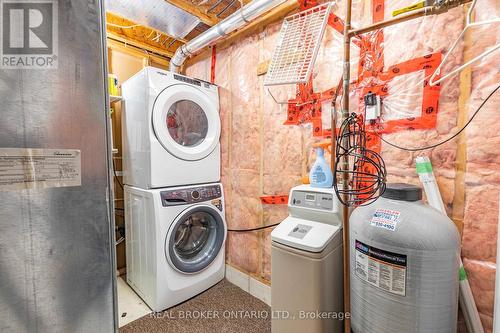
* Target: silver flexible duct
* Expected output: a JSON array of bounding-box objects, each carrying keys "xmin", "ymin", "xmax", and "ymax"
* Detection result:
[{"xmin": 170, "ymin": 0, "xmax": 287, "ymax": 72}]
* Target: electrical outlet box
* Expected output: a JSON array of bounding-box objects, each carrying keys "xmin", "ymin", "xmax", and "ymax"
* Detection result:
[{"xmin": 365, "ymin": 93, "xmax": 381, "ymax": 120}]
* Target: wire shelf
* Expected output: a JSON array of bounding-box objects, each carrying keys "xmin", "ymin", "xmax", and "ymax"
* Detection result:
[{"xmin": 264, "ymin": 2, "xmax": 333, "ymax": 86}]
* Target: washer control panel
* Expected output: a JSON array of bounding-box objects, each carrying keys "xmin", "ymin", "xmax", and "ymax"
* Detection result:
[
  {"xmin": 290, "ymin": 190, "xmax": 334, "ymax": 211},
  {"xmin": 161, "ymin": 185, "xmax": 222, "ymax": 207}
]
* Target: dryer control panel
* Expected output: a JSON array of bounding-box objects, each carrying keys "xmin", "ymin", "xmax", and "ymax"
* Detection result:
[{"xmin": 160, "ymin": 185, "xmax": 222, "ymax": 206}]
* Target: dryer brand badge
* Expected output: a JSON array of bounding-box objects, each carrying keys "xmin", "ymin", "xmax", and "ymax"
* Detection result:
[{"xmin": 1, "ymin": 0, "xmax": 58, "ymax": 69}]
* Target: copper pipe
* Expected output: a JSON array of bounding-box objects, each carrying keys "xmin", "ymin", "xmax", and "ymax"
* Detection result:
[
  {"xmin": 341, "ymin": 0, "xmax": 352, "ymax": 332},
  {"xmin": 349, "ymin": 0, "xmax": 471, "ymax": 37}
]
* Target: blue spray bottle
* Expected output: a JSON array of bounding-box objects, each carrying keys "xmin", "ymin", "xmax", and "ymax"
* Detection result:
[{"xmin": 309, "ymin": 146, "xmax": 333, "ymax": 188}]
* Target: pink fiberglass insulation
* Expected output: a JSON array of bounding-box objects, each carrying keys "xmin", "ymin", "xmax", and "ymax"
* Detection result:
[
  {"xmin": 461, "ymin": 0, "xmax": 500, "ymax": 330},
  {"xmin": 186, "ymin": 0, "xmax": 500, "ymax": 330}
]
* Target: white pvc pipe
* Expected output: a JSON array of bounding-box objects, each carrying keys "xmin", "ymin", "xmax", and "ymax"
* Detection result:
[
  {"xmin": 169, "ymin": 0, "xmax": 287, "ymax": 72},
  {"xmin": 416, "ymin": 156, "xmax": 484, "ymax": 333}
]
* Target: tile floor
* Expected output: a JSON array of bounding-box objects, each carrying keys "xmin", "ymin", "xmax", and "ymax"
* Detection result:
[{"xmin": 117, "ymin": 276, "xmax": 152, "ymax": 327}]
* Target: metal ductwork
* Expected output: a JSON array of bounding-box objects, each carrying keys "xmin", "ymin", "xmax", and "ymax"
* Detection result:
[{"xmin": 170, "ymin": 0, "xmax": 288, "ymax": 72}]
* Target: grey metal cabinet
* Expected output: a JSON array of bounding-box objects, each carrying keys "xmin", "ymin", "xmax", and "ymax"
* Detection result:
[{"xmin": 0, "ymin": 0, "xmax": 117, "ymax": 331}]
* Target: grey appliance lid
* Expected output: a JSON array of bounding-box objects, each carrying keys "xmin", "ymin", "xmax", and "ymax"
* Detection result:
[{"xmin": 382, "ymin": 183, "xmax": 422, "ymax": 202}]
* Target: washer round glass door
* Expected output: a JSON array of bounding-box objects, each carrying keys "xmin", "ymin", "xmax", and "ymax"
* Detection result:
[
  {"xmin": 152, "ymin": 84, "xmax": 220, "ymax": 161},
  {"xmin": 166, "ymin": 206, "xmax": 225, "ymax": 273}
]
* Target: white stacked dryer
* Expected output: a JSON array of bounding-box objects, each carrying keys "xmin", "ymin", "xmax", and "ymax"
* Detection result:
[
  {"xmin": 122, "ymin": 67, "xmax": 221, "ymax": 189},
  {"xmin": 121, "ymin": 67, "xmax": 226, "ymax": 312}
]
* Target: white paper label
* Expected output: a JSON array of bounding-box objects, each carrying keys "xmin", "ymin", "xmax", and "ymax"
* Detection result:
[
  {"xmin": 355, "ymin": 240, "xmax": 407, "ymax": 296},
  {"xmin": 0, "ymin": 148, "xmax": 81, "ymax": 191},
  {"xmin": 370, "ymin": 208, "xmax": 401, "ymax": 232}
]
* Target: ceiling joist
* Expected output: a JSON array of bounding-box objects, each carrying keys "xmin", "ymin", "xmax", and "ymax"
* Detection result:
[
  {"xmin": 107, "ymin": 32, "xmax": 175, "ymax": 59},
  {"xmin": 164, "ymin": 0, "xmax": 220, "ymax": 26},
  {"xmin": 107, "ymin": 39, "xmax": 170, "ymax": 67},
  {"xmin": 106, "ymin": 12, "xmax": 187, "ymax": 50}
]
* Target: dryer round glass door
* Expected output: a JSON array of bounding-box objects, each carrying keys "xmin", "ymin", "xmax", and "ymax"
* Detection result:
[
  {"xmin": 152, "ymin": 84, "xmax": 220, "ymax": 161},
  {"xmin": 166, "ymin": 206, "xmax": 225, "ymax": 273}
]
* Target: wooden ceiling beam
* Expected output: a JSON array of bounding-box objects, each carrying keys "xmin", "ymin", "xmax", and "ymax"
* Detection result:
[
  {"xmin": 107, "ymin": 39, "xmax": 170, "ymax": 67},
  {"xmin": 106, "ymin": 12, "xmax": 189, "ymax": 44},
  {"xmin": 107, "ymin": 32, "xmax": 175, "ymax": 59},
  {"xmin": 164, "ymin": 0, "xmax": 220, "ymax": 26}
]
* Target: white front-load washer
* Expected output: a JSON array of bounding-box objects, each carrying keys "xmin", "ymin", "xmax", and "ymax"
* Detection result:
[
  {"xmin": 124, "ymin": 183, "xmax": 226, "ymax": 312},
  {"xmin": 121, "ymin": 67, "xmax": 220, "ymax": 189}
]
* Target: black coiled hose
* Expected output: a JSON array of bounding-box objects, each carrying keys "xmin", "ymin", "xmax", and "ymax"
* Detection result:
[{"xmin": 333, "ymin": 113, "xmax": 387, "ymax": 207}]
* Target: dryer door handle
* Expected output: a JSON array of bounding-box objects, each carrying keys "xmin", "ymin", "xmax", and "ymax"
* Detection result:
[{"xmin": 162, "ymin": 198, "xmax": 187, "ymax": 207}]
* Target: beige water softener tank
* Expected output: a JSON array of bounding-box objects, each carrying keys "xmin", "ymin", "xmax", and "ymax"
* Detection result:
[{"xmin": 271, "ymin": 185, "xmax": 344, "ymax": 333}]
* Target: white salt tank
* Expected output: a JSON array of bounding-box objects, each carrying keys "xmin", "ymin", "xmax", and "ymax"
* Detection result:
[{"xmin": 350, "ymin": 183, "xmax": 460, "ymax": 333}]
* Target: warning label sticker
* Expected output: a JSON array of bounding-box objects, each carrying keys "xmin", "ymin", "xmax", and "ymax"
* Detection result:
[
  {"xmin": 0, "ymin": 148, "xmax": 81, "ymax": 191},
  {"xmin": 354, "ymin": 240, "xmax": 407, "ymax": 296},
  {"xmin": 370, "ymin": 208, "xmax": 401, "ymax": 232}
]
